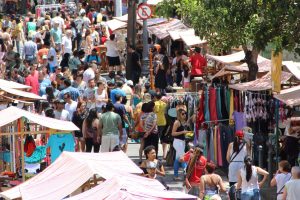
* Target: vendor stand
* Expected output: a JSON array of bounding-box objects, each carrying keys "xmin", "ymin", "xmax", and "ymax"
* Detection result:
[{"xmin": 0, "ymin": 106, "xmax": 79, "ymax": 188}]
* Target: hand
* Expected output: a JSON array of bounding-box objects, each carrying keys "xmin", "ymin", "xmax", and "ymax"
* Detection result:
[
  {"xmin": 258, "ymin": 182, "xmax": 264, "ymax": 188},
  {"xmin": 185, "ymin": 178, "xmax": 192, "ymax": 190},
  {"xmin": 144, "ymin": 132, "xmax": 149, "ymax": 138}
]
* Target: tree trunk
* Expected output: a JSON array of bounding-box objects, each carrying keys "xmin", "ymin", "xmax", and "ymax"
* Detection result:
[{"xmin": 243, "ymin": 48, "xmax": 259, "ymax": 81}]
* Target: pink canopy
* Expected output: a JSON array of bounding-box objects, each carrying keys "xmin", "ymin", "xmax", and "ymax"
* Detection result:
[
  {"xmin": 66, "ymin": 176, "xmax": 197, "ymax": 200},
  {"xmin": 229, "ymin": 71, "xmax": 292, "ymax": 91},
  {"xmin": 0, "ymin": 106, "xmax": 79, "ymax": 131},
  {"xmin": 0, "ymin": 151, "xmax": 143, "ymax": 200}
]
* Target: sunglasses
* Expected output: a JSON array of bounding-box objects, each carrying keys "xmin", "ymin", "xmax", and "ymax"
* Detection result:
[{"xmin": 181, "ymin": 112, "xmax": 187, "ymax": 115}]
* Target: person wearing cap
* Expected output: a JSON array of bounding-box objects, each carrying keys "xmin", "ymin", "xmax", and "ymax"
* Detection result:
[
  {"xmin": 226, "ymin": 130, "xmax": 250, "ymax": 192},
  {"xmin": 54, "ymin": 99, "xmax": 71, "ymax": 121},
  {"xmin": 180, "ymin": 144, "xmax": 207, "ymax": 196}
]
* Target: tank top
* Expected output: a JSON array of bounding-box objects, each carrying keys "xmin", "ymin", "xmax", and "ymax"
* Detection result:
[
  {"xmin": 204, "ymin": 175, "xmax": 219, "ymax": 197},
  {"xmin": 95, "ymin": 89, "xmax": 106, "ymax": 109},
  {"xmin": 86, "ymin": 126, "xmax": 98, "ymax": 142},
  {"xmin": 174, "ymin": 121, "xmax": 185, "ymax": 141},
  {"xmin": 240, "ymin": 166, "xmax": 259, "ymax": 193},
  {"xmin": 228, "ymin": 143, "xmax": 248, "ymax": 182}
]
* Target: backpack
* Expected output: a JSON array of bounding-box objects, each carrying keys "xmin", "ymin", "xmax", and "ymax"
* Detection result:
[{"xmin": 87, "ymin": 55, "xmax": 100, "ymax": 63}]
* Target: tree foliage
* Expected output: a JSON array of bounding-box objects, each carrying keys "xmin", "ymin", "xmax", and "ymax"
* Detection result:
[{"xmin": 157, "ymin": 0, "xmax": 300, "ymax": 80}]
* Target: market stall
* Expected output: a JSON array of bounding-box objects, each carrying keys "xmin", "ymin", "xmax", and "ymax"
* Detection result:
[
  {"xmin": 0, "ymin": 106, "xmax": 79, "ymax": 189},
  {"xmin": 274, "ymin": 85, "xmax": 300, "ymax": 107},
  {"xmin": 0, "ymin": 151, "xmax": 143, "ymax": 200}
]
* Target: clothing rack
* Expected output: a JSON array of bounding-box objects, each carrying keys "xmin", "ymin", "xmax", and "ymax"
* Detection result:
[
  {"xmin": 203, "ymin": 119, "xmax": 230, "ymax": 124},
  {"xmin": 166, "ymin": 92, "xmax": 199, "ymax": 96}
]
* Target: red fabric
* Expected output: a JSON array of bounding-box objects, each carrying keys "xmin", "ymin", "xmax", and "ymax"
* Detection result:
[
  {"xmin": 209, "ymin": 87, "xmax": 218, "ymax": 122},
  {"xmin": 190, "ymin": 53, "xmax": 207, "ymax": 76},
  {"xmin": 87, "ymin": 12, "xmax": 93, "ymax": 23},
  {"xmin": 24, "ymin": 136, "xmax": 36, "ymax": 157},
  {"xmin": 25, "ymin": 70, "xmax": 39, "ymax": 95},
  {"xmin": 101, "ymin": 36, "xmax": 107, "ymax": 44},
  {"xmin": 183, "ymin": 152, "xmax": 207, "ymax": 184},
  {"xmin": 196, "ymin": 93, "xmax": 205, "ymax": 132}
]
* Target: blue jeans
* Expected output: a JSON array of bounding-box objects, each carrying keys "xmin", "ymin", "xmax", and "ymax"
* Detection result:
[
  {"xmin": 241, "ymin": 189, "xmax": 260, "ymax": 200},
  {"xmin": 173, "ymin": 158, "xmax": 187, "ymax": 177}
]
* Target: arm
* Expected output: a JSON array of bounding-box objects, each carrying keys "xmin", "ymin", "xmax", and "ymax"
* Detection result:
[
  {"xmin": 226, "ymin": 143, "xmax": 232, "ymax": 163},
  {"xmin": 199, "ymin": 176, "xmax": 205, "ymax": 199},
  {"xmin": 118, "ymin": 120, "xmax": 123, "ymax": 140},
  {"xmin": 82, "ymin": 119, "xmax": 87, "ymax": 138},
  {"xmin": 236, "ymin": 170, "xmax": 242, "ymax": 190},
  {"xmin": 257, "ymin": 167, "xmax": 269, "ymax": 188},
  {"xmin": 218, "ymin": 175, "xmax": 227, "ymax": 192},
  {"xmin": 270, "ymin": 173, "xmax": 278, "ymax": 187},
  {"xmin": 144, "ymin": 119, "xmax": 157, "ymax": 138},
  {"xmin": 282, "ymin": 187, "xmax": 287, "ymax": 200},
  {"xmin": 156, "ymin": 163, "xmax": 165, "ymax": 176}
]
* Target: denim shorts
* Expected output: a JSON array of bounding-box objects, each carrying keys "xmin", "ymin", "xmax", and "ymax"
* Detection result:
[{"xmin": 241, "ymin": 189, "xmax": 260, "ymax": 200}]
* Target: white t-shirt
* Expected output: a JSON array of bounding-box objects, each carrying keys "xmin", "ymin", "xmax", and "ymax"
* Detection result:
[
  {"xmin": 240, "ymin": 166, "xmax": 259, "ymax": 193},
  {"xmin": 51, "ymin": 16, "xmax": 65, "ymax": 30},
  {"xmin": 95, "ymin": 89, "xmax": 106, "ymax": 109},
  {"xmin": 275, "ymin": 173, "xmax": 292, "ymax": 200},
  {"xmin": 65, "ymin": 101, "xmax": 78, "ymax": 120},
  {"xmin": 105, "ymin": 40, "xmax": 119, "ymax": 57},
  {"xmin": 54, "ymin": 109, "xmax": 70, "ymax": 121},
  {"xmin": 83, "ymin": 68, "xmax": 95, "ymax": 83},
  {"xmin": 62, "ymin": 36, "xmax": 72, "ymax": 54},
  {"xmin": 285, "ymin": 179, "xmax": 300, "ymax": 200}
]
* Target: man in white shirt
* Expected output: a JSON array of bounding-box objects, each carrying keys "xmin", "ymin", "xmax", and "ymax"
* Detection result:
[
  {"xmin": 54, "ymin": 100, "xmax": 71, "ymax": 121},
  {"xmin": 83, "ymin": 63, "xmax": 96, "ymax": 83},
  {"xmin": 282, "ymin": 166, "xmax": 300, "ymax": 200},
  {"xmin": 105, "ymin": 34, "xmax": 120, "ymax": 72},
  {"xmin": 51, "ymin": 12, "xmax": 65, "ymax": 32},
  {"xmin": 64, "ymin": 92, "xmax": 78, "ymax": 120},
  {"xmin": 61, "ymin": 30, "xmax": 73, "ymax": 55}
]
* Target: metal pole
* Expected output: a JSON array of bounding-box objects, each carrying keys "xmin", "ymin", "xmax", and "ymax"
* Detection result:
[
  {"xmin": 258, "ymin": 145, "xmax": 263, "ymax": 179},
  {"xmin": 275, "ymin": 99, "xmax": 280, "ymax": 168},
  {"xmin": 141, "ymin": 0, "xmax": 149, "ymax": 77},
  {"xmin": 267, "ymin": 133, "xmax": 273, "ymax": 184},
  {"xmin": 126, "ymin": 0, "xmax": 137, "ymax": 80}
]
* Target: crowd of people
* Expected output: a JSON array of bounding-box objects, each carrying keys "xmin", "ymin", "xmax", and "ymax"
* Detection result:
[{"xmin": 0, "ymin": 2, "xmax": 299, "ymax": 200}]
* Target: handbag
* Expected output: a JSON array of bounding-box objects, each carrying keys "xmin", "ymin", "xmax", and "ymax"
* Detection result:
[
  {"xmin": 162, "ymin": 125, "xmax": 173, "ymax": 144},
  {"xmin": 166, "ymin": 145, "xmax": 176, "ymax": 166}
]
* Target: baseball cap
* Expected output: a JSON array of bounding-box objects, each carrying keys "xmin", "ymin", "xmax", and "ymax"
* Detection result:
[
  {"xmin": 235, "ymin": 130, "xmax": 244, "ymax": 138},
  {"xmin": 126, "ymin": 80, "xmax": 134, "ymax": 86}
]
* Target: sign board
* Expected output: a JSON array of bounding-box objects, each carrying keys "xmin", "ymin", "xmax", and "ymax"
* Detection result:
[{"xmin": 137, "ymin": 3, "xmax": 152, "ymax": 20}]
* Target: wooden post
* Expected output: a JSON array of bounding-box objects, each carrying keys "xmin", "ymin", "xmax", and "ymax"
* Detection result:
[
  {"xmin": 20, "ymin": 118, "xmax": 25, "ymax": 182},
  {"xmin": 149, "ymin": 49, "xmax": 155, "ymax": 90}
]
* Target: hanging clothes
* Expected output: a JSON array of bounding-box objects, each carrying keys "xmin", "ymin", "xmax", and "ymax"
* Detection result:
[
  {"xmin": 229, "ymin": 89, "xmax": 234, "ymax": 125},
  {"xmin": 204, "ymin": 87, "xmax": 210, "ymax": 122},
  {"xmin": 216, "ymin": 87, "xmax": 223, "ymax": 120},
  {"xmin": 221, "ymin": 86, "xmax": 229, "ymax": 120},
  {"xmin": 209, "ymin": 87, "xmax": 218, "ymax": 122}
]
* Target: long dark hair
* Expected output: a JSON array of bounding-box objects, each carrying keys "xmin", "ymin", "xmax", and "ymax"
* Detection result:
[
  {"xmin": 244, "ymin": 155, "xmax": 253, "ymax": 182},
  {"xmin": 233, "ymin": 136, "xmax": 241, "ymax": 153},
  {"xmin": 86, "ymin": 108, "xmax": 98, "ymax": 128}
]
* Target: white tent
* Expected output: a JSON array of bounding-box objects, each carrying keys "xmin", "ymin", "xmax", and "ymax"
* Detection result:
[
  {"xmin": 105, "ymin": 19, "xmax": 127, "ymax": 31},
  {"xmin": 0, "ymin": 79, "xmax": 31, "ymax": 90},
  {"xmin": 0, "ymin": 106, "xmax": 78, "ymax": 131},
  {"xmin": 206, "ymin": 51, "xmax": 269, "ymax": 65},
  {"xmin": 274, "ymin": 85, "xmax": 300, "ymax": 107},
  {"xmin": 0, "ymin": 151, "xmax": 143, "ymax": 200},
  {"xmin": 283, "ymin": 61, "xmax": 300, "ymax": 80},
  {"xmin": 66, "ymin": 176, "xmax": 197, "ymax": 200}
]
